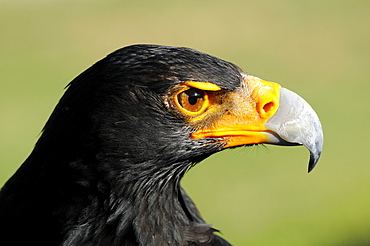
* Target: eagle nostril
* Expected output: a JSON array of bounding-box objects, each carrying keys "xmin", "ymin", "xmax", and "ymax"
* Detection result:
[{"xmin": 263, "ymin": 101, "xmax": 275, "ymax": 114}]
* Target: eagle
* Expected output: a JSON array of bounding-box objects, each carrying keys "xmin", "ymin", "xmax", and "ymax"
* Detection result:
[{"xmin": 0, "ymin": 44, "xmax": 323, "ymax": 245}]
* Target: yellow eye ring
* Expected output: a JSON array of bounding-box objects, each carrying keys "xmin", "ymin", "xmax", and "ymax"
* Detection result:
[{"xmin": 173, "ymin": 87, "xmax": 209, "ymax": 117}]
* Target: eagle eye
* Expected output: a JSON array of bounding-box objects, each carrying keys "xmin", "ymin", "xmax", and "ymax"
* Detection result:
[
  {"xmin": 178, "ymin": 89, "xmax": 204, "ymax": 111},
  {"xmin": 173, "ymin": 88, "xmax": 209, "ymax": 116}
]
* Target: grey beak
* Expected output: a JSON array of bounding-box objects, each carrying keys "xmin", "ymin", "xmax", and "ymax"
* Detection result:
[{"xmin": 265, "ymin": 88, "xmax": 324, "ymax": 172}]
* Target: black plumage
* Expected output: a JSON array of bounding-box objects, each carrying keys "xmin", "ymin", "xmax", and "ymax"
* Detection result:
[
  {"xmin": 0, "ymin": 44, "xmax": 323, "ymax": 245},
  {"xmin": 0, "ymin": 45, "xmax": 242, "ymax": 245}
]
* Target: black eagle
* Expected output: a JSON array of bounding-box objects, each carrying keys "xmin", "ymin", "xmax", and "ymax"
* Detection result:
[{"xmin": 0, "ymin": 45, "xmax": 323, "ymax": 245}]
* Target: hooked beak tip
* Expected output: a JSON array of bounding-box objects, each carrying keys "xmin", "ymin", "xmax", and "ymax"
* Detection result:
[
  {"xmin": 308, "ymin": 151, "xmax": 321, "ymax": 173},
  {"xmin": 266, "ymin": 87, "xmax": 324, "ymax": 172}
]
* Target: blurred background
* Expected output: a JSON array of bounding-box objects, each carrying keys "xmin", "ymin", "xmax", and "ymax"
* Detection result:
[{"xmin": 0, "ymin": 0, "xmax": 369, "ymax": 245}]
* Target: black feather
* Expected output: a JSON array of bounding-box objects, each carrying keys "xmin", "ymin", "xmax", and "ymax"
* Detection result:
[{"xmin": 0, "ymin": 45, "xmax": 241, "ymax": 245}]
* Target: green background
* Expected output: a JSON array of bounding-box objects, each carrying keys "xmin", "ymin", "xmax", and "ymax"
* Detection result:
[{"xmin": 1, "ymin": 0, "xmax": 369, "ymax": 245}]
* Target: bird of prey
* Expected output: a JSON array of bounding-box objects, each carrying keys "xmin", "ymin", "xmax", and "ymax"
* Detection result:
[{"xmin": 0, "ymin": 44, "xmax": 323, "ymax": 246}]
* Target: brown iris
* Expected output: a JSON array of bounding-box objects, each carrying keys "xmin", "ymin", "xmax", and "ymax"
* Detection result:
[
  {"xmin": 173, "ymin": 87, "xmax": 210, "ymax": 117},
  {"xmin": 177, "ymin": 89, "xmax": 205, "ymax": 112}
]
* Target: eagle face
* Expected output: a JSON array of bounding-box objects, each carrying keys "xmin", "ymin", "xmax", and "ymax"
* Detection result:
[{"xmin": 82, "ymin": 44, "xmax": 322, "ymax": 171}]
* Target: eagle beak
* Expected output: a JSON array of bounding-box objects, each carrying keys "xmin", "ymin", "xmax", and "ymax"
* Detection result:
[
  {"xmin": 190, "ymin": 76, "xmax": 323, "ymax": 172},
  {"xmin": 265, "ymin": 88, "xmax": 323, "ymax": 172}
]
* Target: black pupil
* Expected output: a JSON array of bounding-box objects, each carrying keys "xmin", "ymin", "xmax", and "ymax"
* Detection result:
[{"xmin": 185, "ymin": 90, "xmax": 203, "ymax": 105}]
